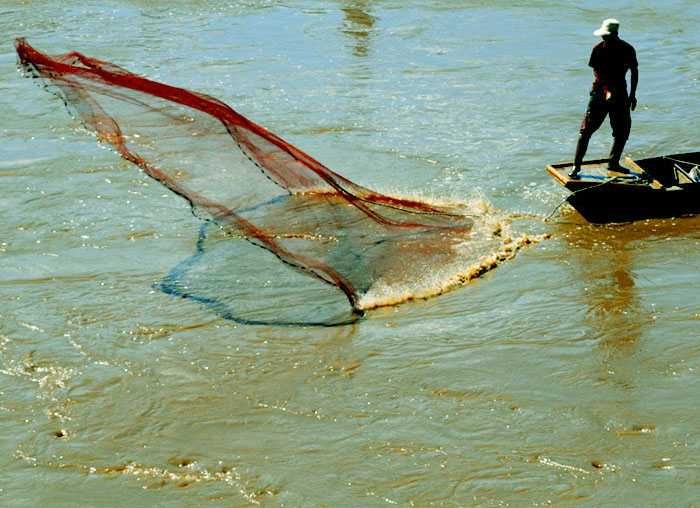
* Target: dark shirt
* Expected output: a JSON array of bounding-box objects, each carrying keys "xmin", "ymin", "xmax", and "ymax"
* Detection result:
[{"xmin": 589, "ymin": 38, "xmax": 637, "ymax": 94}]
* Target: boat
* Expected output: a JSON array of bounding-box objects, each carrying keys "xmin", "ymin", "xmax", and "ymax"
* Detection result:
[{"xmin": 546, "ymin": 152, "xmax": 700, "ymax": 223}]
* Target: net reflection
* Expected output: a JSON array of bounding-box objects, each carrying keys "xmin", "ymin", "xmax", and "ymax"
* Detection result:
[{"xmin": 158, "ymin": 223, "xmax": 363, "ymax": 327}]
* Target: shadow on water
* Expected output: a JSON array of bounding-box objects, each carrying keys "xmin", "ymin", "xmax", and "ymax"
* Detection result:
[{"xmin": 157, "ymin": 223, "xmax": 365, "ymax": 327}]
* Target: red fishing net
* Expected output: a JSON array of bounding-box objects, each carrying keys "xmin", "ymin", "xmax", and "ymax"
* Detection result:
[{"xmin": 15, "ymin": 38, "xmax": 473, "ymax": 316}]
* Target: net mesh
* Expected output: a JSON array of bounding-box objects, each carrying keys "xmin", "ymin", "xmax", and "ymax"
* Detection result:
[{"xmin": 15, "ymin": 38, "xmax": 474, "ymax": 312}]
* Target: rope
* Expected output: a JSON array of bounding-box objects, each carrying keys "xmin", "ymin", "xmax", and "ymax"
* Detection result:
[
  {"xmin": 545, "ymin": 173, "xmax": 653, "ymax": 222},
  {"xmin": 353, "ymin": 193, "xmax": 480, "ymax": 219},
  {"xmin": 662, "ymin": 155, "xmax": 700, "ymax": 167}
]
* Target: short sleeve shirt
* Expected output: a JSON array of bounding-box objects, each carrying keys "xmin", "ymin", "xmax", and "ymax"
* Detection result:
[{"xmin": 589, "ymin": 38, "xmax": 637, "ymax": 91}]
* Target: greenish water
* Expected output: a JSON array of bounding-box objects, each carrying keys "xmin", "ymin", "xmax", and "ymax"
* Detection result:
[{"xmin": 1, "ymin": 1, "xmax": 699, "ymax": 506}]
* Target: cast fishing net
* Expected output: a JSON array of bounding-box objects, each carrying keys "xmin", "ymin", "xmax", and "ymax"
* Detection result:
[{"xmin": 16, "ymin": 38, "xmax": 480, "ymax": 323}]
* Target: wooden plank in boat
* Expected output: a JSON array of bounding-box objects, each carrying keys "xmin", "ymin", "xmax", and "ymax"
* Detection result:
[{"xmin": 546, "ymin": 158, "xmax": 639, "ymax": 186}]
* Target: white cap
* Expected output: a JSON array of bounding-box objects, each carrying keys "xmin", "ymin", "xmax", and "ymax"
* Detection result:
[{"xmin": 594, "ymin": 18, "xmax": 620, "ymax": 36}]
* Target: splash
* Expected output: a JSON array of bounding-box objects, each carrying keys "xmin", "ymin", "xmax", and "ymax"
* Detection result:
[{"xmin": 15, "ymin": 39, "xmax": 517, "ymax": 321}]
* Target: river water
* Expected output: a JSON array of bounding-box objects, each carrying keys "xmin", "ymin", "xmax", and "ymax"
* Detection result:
[{"xmin": 1, "ymin": 1, "xmax": 699, "ymax": 506}]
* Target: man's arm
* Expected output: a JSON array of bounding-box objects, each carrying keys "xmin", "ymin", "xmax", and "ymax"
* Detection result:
[{"xmin": 629, "ymin": 65, "xmax": 638, "ymax": 111}]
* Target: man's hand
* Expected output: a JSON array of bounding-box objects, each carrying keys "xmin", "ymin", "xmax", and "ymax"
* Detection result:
[{"xmin": 630, "ymin": 95, "xmax": 637, "ymax": 111}]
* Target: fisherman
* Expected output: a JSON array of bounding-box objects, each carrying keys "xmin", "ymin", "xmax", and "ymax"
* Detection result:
[{"xmin": 570, "ymin": 18, "xmax": 638, "ymax": 179}]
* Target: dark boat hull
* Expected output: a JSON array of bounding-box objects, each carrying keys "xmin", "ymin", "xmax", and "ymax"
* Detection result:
[
  {"xmin": 547, "ymin": 153, "xmax": 700, "ymax": 223},
  {"xmin": 566, "ymin": 181, "xmax": 700, "ymax": 223}
]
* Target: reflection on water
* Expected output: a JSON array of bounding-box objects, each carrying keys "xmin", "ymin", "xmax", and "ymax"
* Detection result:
[
  {"xmin": 556, "ymin": 217, "xmax": 700, "ymax": 394},
  {"xmin": 341, "ymin": 1, "xmax": 377, "ymax": 57},
  {"xmin": 561, "ymin": 224, "xmax": 643, "ymax": 337}
]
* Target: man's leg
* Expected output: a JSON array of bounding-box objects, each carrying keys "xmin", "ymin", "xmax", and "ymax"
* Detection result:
[
  {"xmin": 573, "ymin": 134, "xmax": 591, "ymax": 176},
  {"xmin": 608, "ymin": 99, "xmax": 632, "ymax": 171},
  {"xmin": 608, "ymin": 137, "xmax": 628, "ymax": 172},
  {"xmin": 572, "ymin": 98, "xmax": 607, "ymax": 177}
]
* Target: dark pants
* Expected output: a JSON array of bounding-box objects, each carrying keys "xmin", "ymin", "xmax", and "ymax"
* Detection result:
[{"xmin": 574, "ymin": 89, "xmax": 631, "ymax": 168}]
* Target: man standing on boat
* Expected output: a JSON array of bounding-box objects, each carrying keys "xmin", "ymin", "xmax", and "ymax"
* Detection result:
[{"xmin": 571, "ymin": 18, "xmax": 638, "ymax": 178}]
